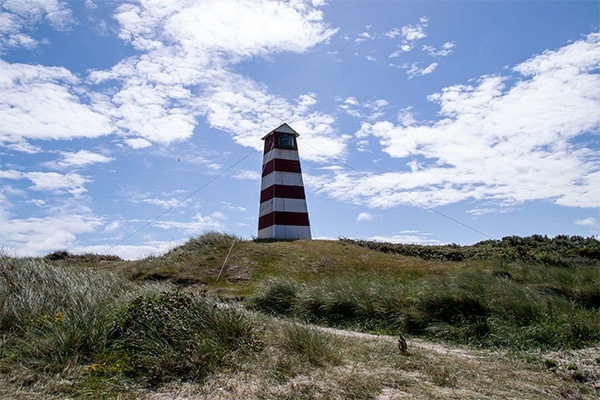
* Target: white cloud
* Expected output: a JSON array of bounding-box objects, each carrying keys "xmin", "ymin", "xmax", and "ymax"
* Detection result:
[
  {"xmin": 1, "ymin": 0, "xmax": 343, "ymax": 155},
  {"xmin": 389, "ymin": 17, "xmax": 428, "ymax": 54},
  {"xmin": 1, "ymin": 169, "xmax": 90, "ymax": 197},
  {"xmin": 0, "ymin": 210, "xmax": 102, "ymax": 257},
  {"xmin": 199, "ymin": 80, "xmax": 347, "ymax": 161},
  {"xmin": 123, "ymin": 189, "xmax": 191, "ymax": 210},
  {"xmin": 355, "ymin": 31, "xmax": 373, "ymax": 44},
  {"xmin": 317, "ymin": 34, "xmax": 600, "ymax": 210},
  {"xmin": 369, "ymin": 231, "xmax": 441, "ymax": 245},
  {"xmin": 0, "ymin": 169, "xmax": 24, "ymax": 180},
  {"xmin": 419, "ymin": 62, "xmax": 438, "ymax": 76},
  {"xmin": 338, "ymin": 97, "xmax": 388, "ymax": 120},
  {"xmin": 233, "ymin": 170, "xmax": 261, "ymax": 180},
  {"xmin": 423, "ymin": 41, "xmax": 455, "ymax": 57},
  {"xmin": 2, "ymin": 139, "xmax": 42, "ymax": 153},
  {"xmin": 575, "ymin": 217, "xmax": 598, "ymax": 227},
  {"xmin": 123, "ymin": 137, "xmax": 152, "ymax": 149},
  {"xmin": 357, "ymin": 212, "xmax": 376, "ymax": 222},
  {"xmin": 114, "ymin": 0, "xmax": 336, "ymax": 57},
  {"xmin": 54, "ymin": 150, "xmax": 114, "ymax": 168},
  {"xmin": 402, "ymin": 61, "xmax": 438, "ymax": 78},
  {"xmin": 221, "ymin": 201, "xmax": 246, "ymax": 212},
  {"xmin": 75, "ymin": 241, "xmax": 182, "ymax": 260},
  {"xmin": 85, "ymin": 0, "xmax": 341, "ymax": 150},
  {"xmin": 0, "ymin": 0, "xmax": 75, "ymax": 53},
  {"xmin": 25, "ymin": 172, "xmax": 90, "ymax": 197},
  {"xmin": 467, "ymin": 206, "xmax": 515, "ymax": 217},
  {"xmin": 152, "ymin": 212, "xmax": 227, "ymax": 235},
  {"xmin": 402, "ymin": 24, "xmax": 427, "ymax": 42},
  {"xmin": 0, "ymin": 60, "xmax": 113, "ymax": 143},
  {"xmin": 384, "ymin": 27, "xmax": 401, "ymax": 39}
]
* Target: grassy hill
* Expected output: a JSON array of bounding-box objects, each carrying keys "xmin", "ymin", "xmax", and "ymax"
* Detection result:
[{"xmin": 1, "ymin": 232, "xmax": 599, "ymax": 399}]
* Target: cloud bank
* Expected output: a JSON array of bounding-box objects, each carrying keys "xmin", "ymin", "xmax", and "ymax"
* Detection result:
[{"xmin": 318, "ymin": 33, "xmax": 600, "ymax": 211}]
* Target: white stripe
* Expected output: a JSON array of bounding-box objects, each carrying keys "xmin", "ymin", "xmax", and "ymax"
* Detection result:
[
  {"xmin": 262, "ymin": 148, "xmax": 300, "ymax": 164},
  {"xmin": 258, "ymin": 225, "xmax": 312, "ymax": 240},
  {"xmin": 261, "ymin": 171, "xmax": 305, "ymax": 190},
  {"xmin": 259, "ymin": 198, "xmax": 309, "ymax": 216}
]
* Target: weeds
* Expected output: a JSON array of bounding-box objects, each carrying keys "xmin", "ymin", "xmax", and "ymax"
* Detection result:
[{"xmin": 249, "ymin": 278, "xmax": 300, "ymax": 315}]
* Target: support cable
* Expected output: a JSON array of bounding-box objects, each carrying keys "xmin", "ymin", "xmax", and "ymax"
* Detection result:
[
  {"xmin": 104, "ymin": 148, "xmax": 258, "ymax": 254},
  {"xmin": 298, "ymin": 137, "xmax": 495, "ymax": 241},
  {"xmin": 216, "ymin": 237, "xmax": 236, "ymax": 282}
]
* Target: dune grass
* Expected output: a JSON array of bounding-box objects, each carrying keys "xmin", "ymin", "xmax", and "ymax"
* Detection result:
[
  {"xmin": 0, "ymin": 254, "xmax": 134, "ymax": 371},
  {"xmin": 0, "ymin": 253, "xmax": 263, "ymax": 397},
  {"xmin": 2, "ymin": 233, "xmax": 599, "ymax": 398},
  {"xmin": 249, "ymin": 261, "xmax": 600, "ymax": 350}
]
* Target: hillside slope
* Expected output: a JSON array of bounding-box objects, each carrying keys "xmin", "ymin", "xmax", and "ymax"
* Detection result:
[{"xmin": 5, "ymin": 232, "xmax": 594, "ymax": 398}]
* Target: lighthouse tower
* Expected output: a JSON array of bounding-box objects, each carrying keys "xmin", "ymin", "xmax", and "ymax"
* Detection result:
[{"xmin": 258, "ymin": 123, "xmax": 311, "ymax": 240}]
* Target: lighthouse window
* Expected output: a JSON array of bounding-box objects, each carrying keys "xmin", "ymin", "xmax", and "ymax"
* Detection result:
[{"xmin": 279, "ymin": 134, "xmax": 295, "ymax": 149}]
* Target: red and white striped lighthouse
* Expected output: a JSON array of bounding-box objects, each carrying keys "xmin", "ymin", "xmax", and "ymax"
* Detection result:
[{"xmin": 258, "ymin": 123, "xmax": 311, "ymax": 240}]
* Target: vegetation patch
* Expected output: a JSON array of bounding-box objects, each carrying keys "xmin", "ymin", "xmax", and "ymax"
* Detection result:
[
  {"xmin": 344, "ymin": 234, "xmax": 600, "ymax": 266},
  {"xmin": 1, "ymin": 233, "xmax": 599, "ymax": 399},
  {"xmin": 249, "ymin": 264, "xmax": 600, "ymax": 350},
  {"xmin": 110, "ymin": 289, "xmax": 262, "ymax": 385}
]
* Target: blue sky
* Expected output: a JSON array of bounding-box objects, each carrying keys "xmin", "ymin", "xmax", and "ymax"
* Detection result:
[{"xmin": 1, "ymin": 0, "xmax": 599, "ymax": 259}]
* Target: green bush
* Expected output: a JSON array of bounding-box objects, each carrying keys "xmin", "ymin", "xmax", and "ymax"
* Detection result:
[
  {"xmin": 343, "ymin": 234, "xmax": 600, "ymax": 266},
  {"xmin": 110, "ymin": 289, "xmax": 262, "ymax": 385}
]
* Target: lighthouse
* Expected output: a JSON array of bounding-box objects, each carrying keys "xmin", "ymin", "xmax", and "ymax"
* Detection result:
[{"xmin": 257, "ymin": 123, "xmax": 311, "ymax": 240}]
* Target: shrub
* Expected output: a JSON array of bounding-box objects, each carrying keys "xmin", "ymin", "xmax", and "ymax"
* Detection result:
[
  {"xmin": 343, "ymin": 235, "xmax": 600, "ymax": 266},
  {"xmin": 110, "ymin": 289, "xmax": 261, "ymax": 385}
]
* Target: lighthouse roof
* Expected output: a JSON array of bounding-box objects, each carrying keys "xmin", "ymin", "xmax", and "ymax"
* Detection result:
[{"xmin": 261, "ymin": 123, "xmax": 299, "ymax": 140}]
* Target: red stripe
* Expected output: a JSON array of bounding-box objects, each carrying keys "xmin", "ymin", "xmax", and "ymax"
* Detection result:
[
  {"xmin": 260, "ymin": 185, "xmax": 306, "ymax": 202},
  {"xmin": 262, "ymin": 158, "xmax": 301, "ymax": 176},
  {"xmin": 258, "ymin": 211, "xmax": 310, "ymax": 229}
]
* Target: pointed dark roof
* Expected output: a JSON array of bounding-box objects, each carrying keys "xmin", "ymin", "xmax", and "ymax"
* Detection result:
[{"xmin": 261, "ymin": 122, "xmax": 299, "ymax": 140}]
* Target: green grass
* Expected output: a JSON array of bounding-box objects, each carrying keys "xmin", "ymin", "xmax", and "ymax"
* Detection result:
[
  {"xmin": 108, "ymin": 289, "xmax": 262, "ymax": 385},
  {"xmin": 2, "ymin": 232, "xmax": 599, "ymax": 398},
  {"xmin": 0, "ymin": 252, "xmax": 265, "ymax": 397},
  {"xmin": 0, "ymin": 255, "xmax": 135, "ymax": 370},
  {"xmin": 249, "ymin": 263, "xmax": 600, "ymax": 350}
]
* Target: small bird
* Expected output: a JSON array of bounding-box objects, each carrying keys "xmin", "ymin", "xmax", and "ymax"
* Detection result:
[{"xmin": 398, "ymin": 333, "xmax": 408, "ymax": 354}]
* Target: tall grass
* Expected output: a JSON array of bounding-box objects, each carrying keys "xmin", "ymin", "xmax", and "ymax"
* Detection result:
[
  {"xmin": 0, "ymin": 255, "xmax": 133, "ymax": 369},
  {"xmin": 249, "ymin": 261, "xmax": 600, "ymax": 350},
  {"xmin": 277, "ymin": 322, "xmax": 339, "ymax": 367},
  {"xmin": 0, "ymin": 254, "xmax": 262, "ymax": 389}
]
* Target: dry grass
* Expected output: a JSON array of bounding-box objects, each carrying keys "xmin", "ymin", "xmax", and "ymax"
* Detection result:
[
  {"xmin": 3, "ymin": 234, "xmax": 599, "ymax": 399},
  {"xmin": 2, "ymin": 320, "xmax": 597, "ymax": 399}
]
